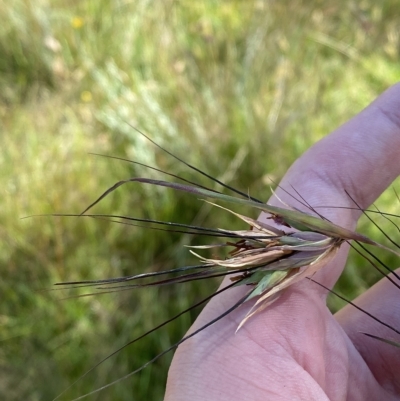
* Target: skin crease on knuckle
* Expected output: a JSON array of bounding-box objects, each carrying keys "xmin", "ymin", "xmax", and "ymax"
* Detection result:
[{"xmin": 164, "ymin": 84, "xmax": 400, "ymax": 401}]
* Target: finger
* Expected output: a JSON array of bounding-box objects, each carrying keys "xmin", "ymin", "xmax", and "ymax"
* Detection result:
[
  {"xmin": 263, "ymin": 83, "xmax": 400, "ymax": 289},
  {"xmin": 335, "ymin": 269, "xmax": 400, "ymax": 395}
]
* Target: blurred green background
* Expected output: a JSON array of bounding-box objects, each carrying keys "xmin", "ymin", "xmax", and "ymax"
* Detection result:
[{"xmin": 2, "ymin": 0, "xmax": 400, "ymax": 400}]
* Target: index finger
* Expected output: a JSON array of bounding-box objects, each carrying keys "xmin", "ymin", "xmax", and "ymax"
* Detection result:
[{"xmin": 263, "ymin": 83, "xmax": 400, "ymax": 290}]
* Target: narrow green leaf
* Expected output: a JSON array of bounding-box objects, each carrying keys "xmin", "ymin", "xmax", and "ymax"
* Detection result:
[{"xmin": 83, "ymin": 178, "xmax": 377, "ymax": 244}]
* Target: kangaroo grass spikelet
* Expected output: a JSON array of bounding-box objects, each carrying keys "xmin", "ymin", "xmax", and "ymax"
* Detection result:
[{"xmin": 44, "ymin": 128, "xmax": 400, "ymax": 400}]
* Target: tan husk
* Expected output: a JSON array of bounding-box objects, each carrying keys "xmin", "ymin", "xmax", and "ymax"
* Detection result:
[{"xmin": 189, "ymin": 202, "xmax": 344, "ymax": 331}]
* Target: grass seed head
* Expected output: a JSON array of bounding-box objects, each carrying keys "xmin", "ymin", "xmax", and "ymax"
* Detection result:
[{"xmin": 189, "ymin": 204, "xmax": 344, "ymax": 329}]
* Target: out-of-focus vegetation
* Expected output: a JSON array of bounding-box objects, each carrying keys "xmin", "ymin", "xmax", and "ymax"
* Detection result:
[{"xmin": 1, "ymin": 0, "xmax": 400, "ymax": 399}]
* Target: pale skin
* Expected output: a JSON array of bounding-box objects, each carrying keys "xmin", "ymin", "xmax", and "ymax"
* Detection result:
[{"xmin": 164, "ymin": 84, "xmax": 400, "ymax": 401}]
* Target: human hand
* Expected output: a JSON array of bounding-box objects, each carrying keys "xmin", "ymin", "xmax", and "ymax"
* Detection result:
[{"xmin": 164, "ymin": 84, "xmax": 400, "ymax": 401}]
